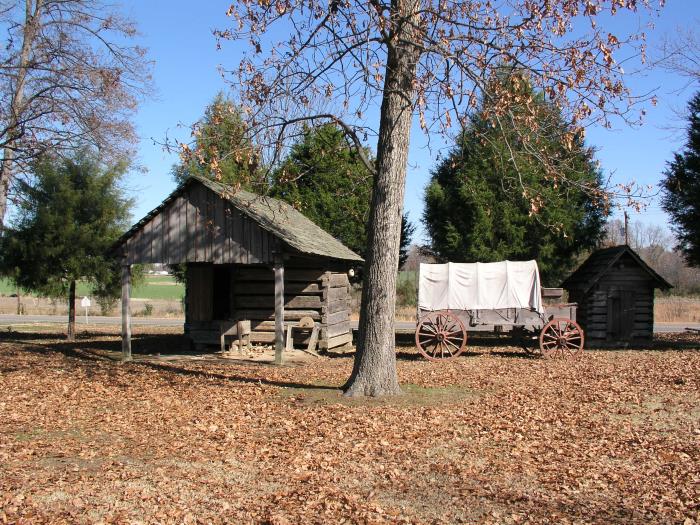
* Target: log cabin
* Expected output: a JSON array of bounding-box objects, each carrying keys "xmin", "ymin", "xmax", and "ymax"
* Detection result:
[
  {"xmin": 562, "ymin": 245, "xmax": 671, "ymax": 347},
  {"xmin": 112, "ymin": 175, "xmax": 362, "ymax": 361}
]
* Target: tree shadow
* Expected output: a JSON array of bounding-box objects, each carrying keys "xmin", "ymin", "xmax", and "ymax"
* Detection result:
[
  {"xmin": 133, "ymin": 360, "xmax": 341, "ymax": 391},
  {"xmin": 4, "ymin": 331, "xmax": 341, "ymax": 391}
]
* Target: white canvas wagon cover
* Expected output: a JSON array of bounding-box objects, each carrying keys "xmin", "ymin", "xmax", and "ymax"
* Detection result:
[{"xmin": 418, "ymin": 261, "xmax": 544, "ymax": 314}]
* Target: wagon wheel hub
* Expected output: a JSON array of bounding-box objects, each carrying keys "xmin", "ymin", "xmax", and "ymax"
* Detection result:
[{"xmin": 436, "ymin": 333, "xmax": 445, "ymax": 342}]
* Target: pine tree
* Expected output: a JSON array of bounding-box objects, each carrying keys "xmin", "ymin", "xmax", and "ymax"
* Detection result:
[
  {"xmin": 172, "ymin": 93, "xmax": 259, "ymax": 190},
  {"xmin": 272, "ymin": 123, "xmax": 413, "ymax": 260},
  {"xmin": 661, "ymin": 92, "xmax": 700, "ymax": 267},
  {"xmin": 423, "ymin": 74, "xmax": 606, "ymax": 286},
  {"xmin": 0, "ymin": 150, "xmax": 132, "ymax": 340}
]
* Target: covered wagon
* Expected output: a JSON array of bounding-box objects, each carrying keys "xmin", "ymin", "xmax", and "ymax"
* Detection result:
[{"xmin": 415, "ymin": 260, "xmax": 583, "ymax": 360}]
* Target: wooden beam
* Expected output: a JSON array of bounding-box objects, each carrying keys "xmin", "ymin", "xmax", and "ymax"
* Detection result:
[
  {"xmin": 121, "ymin": 263, "xmax": 132, "ymax": 361},
  {"xmin": 274, "ymin": 262, "xmax": 284, "ymax": 365}
]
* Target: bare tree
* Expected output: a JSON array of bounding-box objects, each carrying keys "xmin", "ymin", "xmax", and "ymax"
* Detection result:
[
  {"xmin": 214, "ymin": 1, "xmax": 661, "ymax": 396},
  {"xmin": 656, "ymin": 25, "xmax": 700, "ymax": 85},
  {"xmin": 0, "ymin": 0, "xmax": 153, "ymax": 226}
]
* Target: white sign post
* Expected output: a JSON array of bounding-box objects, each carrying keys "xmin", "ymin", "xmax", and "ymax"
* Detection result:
[{"xmin": 81, "ymin": 296, "xmax": 91, "ymax": 325}]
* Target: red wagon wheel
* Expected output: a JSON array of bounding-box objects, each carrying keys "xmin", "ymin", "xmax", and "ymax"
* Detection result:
[
  {"xmin": 539, "ymin": 318, "xmax": 584, "ymax": 358},
  {"xmin": 415, "ymin": 311, "xmax": 467, "ymax": 361}
]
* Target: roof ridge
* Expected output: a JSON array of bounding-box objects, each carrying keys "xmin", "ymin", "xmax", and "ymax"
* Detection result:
[{"xmin": 562, "ymin": 244, "xmax": 671, "ymax": 292}]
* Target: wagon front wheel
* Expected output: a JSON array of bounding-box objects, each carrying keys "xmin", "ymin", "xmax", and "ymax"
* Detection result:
[
  {"xmin": 415, "ymin": 311, "xmax": 467, "ymax": 361},
  {"xmin": 539, "ymin": 318, "xmax": 584, "ymax": 358}
]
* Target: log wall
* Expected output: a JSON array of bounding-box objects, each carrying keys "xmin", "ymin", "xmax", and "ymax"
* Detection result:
[{"xmin": 185, "ymin": 264, "xmax": 353, "ymax": 350}]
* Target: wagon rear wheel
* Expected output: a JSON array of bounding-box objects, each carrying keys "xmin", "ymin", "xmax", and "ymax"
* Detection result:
[
  {"xmin": 539, "ymin": 318, "xmax": 584, "ymax": 358},
  {"xmin": 415, "ymin": 311, "xmax": 467, "ymax": 361},
  {"xmin": 512, "ymin": 326, "xmax": 538, "ymax": 355}
]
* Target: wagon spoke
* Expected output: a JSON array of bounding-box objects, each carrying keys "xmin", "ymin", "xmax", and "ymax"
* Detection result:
[
  {"xmin": 444, "ymin": 320, "xmax": 459, "ymax": 333},
  {"xmin": 421, "ymin": 323, "xmax": 439, "ymax": 335},
  {"xmin": 443, "ymin": 338, "xmax": 461, "ymax": 353},
  {"xmin": 436, "ymin": 314, "xmax": 446, "ymax": 332}
]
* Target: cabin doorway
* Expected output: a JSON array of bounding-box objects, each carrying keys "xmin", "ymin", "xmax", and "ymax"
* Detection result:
[
  {"xmin": 607, "ymin": 289, "xmax": 635, "ymax": 340},
  {"xmin": 212, "ymin": 266, "xmax": 232, "ymax": 320}
]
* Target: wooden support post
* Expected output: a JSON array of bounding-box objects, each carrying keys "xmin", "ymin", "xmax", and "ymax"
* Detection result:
[
  {"xmin": 121, "ymin": 262, "xmax": 132, "ymax": 361},
  {"xmin": 274, "ymin": 261, "xmax": 284, "ymax": 365}
]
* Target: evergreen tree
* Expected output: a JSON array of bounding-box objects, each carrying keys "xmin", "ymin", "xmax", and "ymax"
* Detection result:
[
  {"xmin": 661, "ymin": 92, "xmax": 700, "ymax": 267},
  {"xmin": 399, "ymin": 217, "xmax": 416, "ymax": 269},
  {"xmin": 271, "ymin": 123, "xmax": 413, "ymax": 260},
  {"xmin": 0, "ymin": 150, "xmax": 132, "ymax": 340},
  {"xmin": 423, "ymin": 74, "xmax": 606, "ymax": 286},
  {"xmin": 172, "ymin": 93, "xmax": 259, "ymax": 190},
  {"xmin": 170, "ymin": 93, "xmax": 261, "ymax": 282}
]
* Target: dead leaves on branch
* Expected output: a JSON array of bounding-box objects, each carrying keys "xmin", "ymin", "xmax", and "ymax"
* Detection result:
[{"xmin": 0, "ymin": 330, "xmax": 698, "ymax": 524}]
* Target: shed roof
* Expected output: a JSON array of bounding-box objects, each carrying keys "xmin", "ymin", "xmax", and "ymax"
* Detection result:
[
  {"xmin": 116, "ymin": 175, "xmax": 363, "ymax": 262},
  {"xmin": 561, "ymin": 245, "xmax": 671, "ymax": 293}
]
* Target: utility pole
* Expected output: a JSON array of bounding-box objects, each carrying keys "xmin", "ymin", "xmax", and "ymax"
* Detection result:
[{"xmin": 624, "ymin": 211, "xmax": 629, "ymax": 246}]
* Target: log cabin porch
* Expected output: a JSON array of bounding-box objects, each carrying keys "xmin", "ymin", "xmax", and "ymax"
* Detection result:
[{"xmin": 113, "ymin": 175, "xmax": 362, "ymax": 363}]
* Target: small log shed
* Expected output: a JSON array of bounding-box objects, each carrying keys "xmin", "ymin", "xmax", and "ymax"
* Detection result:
[
  {"xmin": 562, "ymin": 245, "xmax": 671, "ymax": 347},
  {"xmin": 113, "ymin": 175, "xmax": 363, "ymax": 362}
]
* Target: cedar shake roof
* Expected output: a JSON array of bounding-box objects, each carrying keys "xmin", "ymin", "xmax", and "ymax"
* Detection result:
[
  {"xmin": 562, "ymin": 245, "xmax": 671, "ymax": 293},
  {"xmin": 116, "ymin": 175, "xmax": 363, "ymax": 262}
]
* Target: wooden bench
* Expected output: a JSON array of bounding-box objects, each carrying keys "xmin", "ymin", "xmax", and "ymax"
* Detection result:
[{"xmin": 220, "ymin": 320, "xmax": 251, "ymax": 353}]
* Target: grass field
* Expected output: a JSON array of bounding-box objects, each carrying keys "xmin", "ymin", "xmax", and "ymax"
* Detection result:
[
  {"xmin": 0, "ymin": 275, "xmax": 184, "ymax": 301},
  {"xmin": 0, "ymin": 327, "xmax": 698, "ymax": 523}
]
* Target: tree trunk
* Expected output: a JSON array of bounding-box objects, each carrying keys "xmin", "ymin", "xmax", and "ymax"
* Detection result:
[
  {"xmin": 0, "ymin": 171, "xmax": 10, "ymax": 233},
  {"xmin": 0, "ymin": 0, "xmax": 43, "ymax": 229},
  {"xmin": 67, "ymin": 280, "xmax": 76, "ymax": 341},
  {"xmin": 344, "ymin": 0, "xmax": 421, "ymax": 397}
]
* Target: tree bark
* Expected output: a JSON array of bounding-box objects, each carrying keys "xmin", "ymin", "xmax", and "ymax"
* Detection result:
[
  {"xmin": 344, "ymin": 0, "xmax": 421, "ymax": 397},
  {"xmin": 121, "ymin": 262, "xmax": 132, "ymax": 361},
  {"xmin": 0, "ymin": 0, "xmax": 43, "ymax": 228},
  {"xmin": 67, "ymin": 279, "xmax": 76, "ymax": 341}
]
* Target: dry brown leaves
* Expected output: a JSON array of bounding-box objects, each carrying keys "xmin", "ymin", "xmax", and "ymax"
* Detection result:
[{"xmin": 0, "ymin": 328, "xmax": 698, "ymax": 524}]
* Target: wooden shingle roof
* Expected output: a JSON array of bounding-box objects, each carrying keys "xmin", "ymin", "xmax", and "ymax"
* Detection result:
[
  {"xmin": 116, "ymin": 175, "xmax": 363, "ymax": 262},
  {"xmin": 561, "ymin": 245, "xmax": 671, "ymax": 293}
]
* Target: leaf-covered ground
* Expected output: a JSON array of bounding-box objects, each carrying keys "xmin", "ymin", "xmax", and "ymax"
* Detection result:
[{"xmin": 1, "ymin": 328, "xmax": 698, "ymax": 524}]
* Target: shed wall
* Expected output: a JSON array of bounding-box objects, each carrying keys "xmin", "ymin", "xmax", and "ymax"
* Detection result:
[
  {"xmin": 125, "ymin": 183, "xmax": 277, "ymax": 265},
  {"xmin": 572, "ymin": 254, "xmax": 656, "ymax": 345}
]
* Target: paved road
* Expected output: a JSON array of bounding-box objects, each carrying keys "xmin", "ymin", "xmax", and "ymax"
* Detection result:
[
  {"xmin": 1, "ymin": 314, "xmax": 698, "ymax": 334},
  {"xmin": 0, "ymin": 314, "xmax": 184, "ymax": 327}
]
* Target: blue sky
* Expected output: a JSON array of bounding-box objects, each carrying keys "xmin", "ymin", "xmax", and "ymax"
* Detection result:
[{"xmin": 124, "ymin": 1, "xmax": 699, "ymax": 244}]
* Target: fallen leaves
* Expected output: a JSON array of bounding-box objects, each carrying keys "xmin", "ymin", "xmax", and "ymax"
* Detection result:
[{"xmin": 0, "ymin": 328, "xmax": 698, "ymax": 524}]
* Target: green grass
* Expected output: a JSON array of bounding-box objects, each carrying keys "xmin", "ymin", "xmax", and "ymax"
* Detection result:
[
  {"xmin": 398, "ymin": 270, "xmax": 418, "ymax": 284},
  {"xmin": 0, "ymin": 275, "xmax": 184, "ymax": 301}
]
